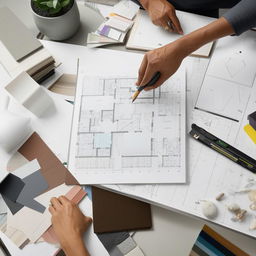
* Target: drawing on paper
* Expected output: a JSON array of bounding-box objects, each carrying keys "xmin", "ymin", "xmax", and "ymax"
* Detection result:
[{"xmin": 71, "ymin": 71, "xmax": 186, "ymax": 184}]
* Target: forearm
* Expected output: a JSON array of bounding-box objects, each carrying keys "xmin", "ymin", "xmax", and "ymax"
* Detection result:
[
  {"xmin": 61, "ymin": 235, "xmax": 90, "ymax": 256},
  {"xmin": 172, "ymin": 17, "xmax": 235, "ymax": 57}
]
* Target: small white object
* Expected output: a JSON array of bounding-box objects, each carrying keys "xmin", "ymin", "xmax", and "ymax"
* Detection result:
[
  {"xmin": 215, "ymin": 192, "xmax": 225, "ymax": 201},
  {"xmin": 105, "ymin": 16, "xmax": 133, "ymax": 32},
  {"xmin": 201, "ymin": 201, "xmax": 218, "ymax": 219},
  {"xmin": 5, "ymin": 71, "xmax": 53, "ymax": 117},
  {"xmin": 249, "ymin": 190, "xmax": 256, "ymax": 202},
  {"xmin": 111, "ymin": 0, "xmax": 140, "ymax": 20},
  {"xmin": 227, "ymin": 203, "xmax": 241, "ymax": 213},
  {"xmin": 249, "ymin": 218, "xmax": 256, "ymax": 230},
  {"xmin": 250, "ymin": 202, "xmax": 256, "ymax": 211}
]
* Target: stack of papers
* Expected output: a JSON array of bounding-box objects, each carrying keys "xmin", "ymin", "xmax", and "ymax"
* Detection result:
[
  {"xmin": 0, "ymin": 133, "xmax": 86, "ymax": 249},
  {"xmin": 0, "ymin": 7, "xmax": 56, "ymax": 83},
  {"xmin": 87, "ymin": 0, "xmax": 139, "ymax": 48}
]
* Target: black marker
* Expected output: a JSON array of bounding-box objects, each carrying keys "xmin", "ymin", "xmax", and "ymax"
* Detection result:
[{"xmin": 190, "ymin": 123, "xmax": 256, "ymax": 174}]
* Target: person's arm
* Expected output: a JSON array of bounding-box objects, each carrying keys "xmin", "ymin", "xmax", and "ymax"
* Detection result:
[
  {"xmin": 137, "ymin": 17, "xmax": 234, "ymax": 90},
  {"xmin": 49, "ymin": 196, "xmax": 92, "ymax": 256},
  {"xmin": 137, "ymin": 0, "xmax": 256, "ymax": 90},
  {"xmin": 139, "ymin": 0, "xmax": 183, "ymax": 34}
]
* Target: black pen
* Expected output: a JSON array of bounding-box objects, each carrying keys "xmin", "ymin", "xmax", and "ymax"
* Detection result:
[
  {"xmin": 190, "ymin": 123, "xmax": 256, "ymax": 174},
  {"xmin": 132, "ymin": 72, "xmax": 161, "ymax": 102}
]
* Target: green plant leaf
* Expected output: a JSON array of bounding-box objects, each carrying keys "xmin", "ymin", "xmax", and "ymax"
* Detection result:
[
  {"xmin": 61, "ymin": 0, "xmax": 70, "ymax": 7},
  {"xmin": 49, "ymin": 2, "xmax": 62, "ymax": 14},
  {"xmin": 53, "ymin": 0, "xmax": 58, "ymax": 8}
]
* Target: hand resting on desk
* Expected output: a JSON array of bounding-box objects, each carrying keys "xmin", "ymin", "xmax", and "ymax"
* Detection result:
[{"xmin": 49, "ymin": 196, "xmax": 92, "ymax": 256}]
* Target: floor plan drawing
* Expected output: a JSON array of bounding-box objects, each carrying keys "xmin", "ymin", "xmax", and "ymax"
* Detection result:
[{"xmin": 69, "ymin": 69, "xmax": 186, "ymax": 184}]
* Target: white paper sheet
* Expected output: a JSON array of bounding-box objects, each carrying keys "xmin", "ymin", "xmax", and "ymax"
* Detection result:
[
  {"xmin": 68, "ymin": 69, "xmax": 186, "ymax": 184},
  {"xmin": 112, "ymin": 0, "xmax": 140, "ymax": 20},
  {"xmin": 126, "ymin": 10, "xmax": 215, "ymax": 57},
  {"xmin": 196, "ymin": 30, "xmax": 256, "ymax": 121}
]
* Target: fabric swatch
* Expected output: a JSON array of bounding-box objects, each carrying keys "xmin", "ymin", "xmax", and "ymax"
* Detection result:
[
  {"xmin": 17, "ymin": 170, "xmax": 48, "ymax": 213},
  {"xmin": 190, "ymin": 225, "xmax": 250, "ymax": 256}
]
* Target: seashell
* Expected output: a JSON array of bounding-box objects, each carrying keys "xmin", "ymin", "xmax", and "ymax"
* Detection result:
[
  {"xmin": 250, "ymin": 202, "xmax": 256, "ymax": 211},
  {"xmin": 249, "ymin": 218, "xmax": 256, "ymax": 230},
  {"xmin": 248, "ymin": 190, "xmax": 256, "ymax": 202},
  {"xmin": 201, "ymin": 201, "xmax": 218, "ymax": 219},
  {"xmin": 216, "ymin": 193, "xmax": 225, "ymax": 201},
  {"xmin": 231, "ymin": 209, "xmax": 247, "ymax": 222},
  {"xmin": 227, "ymin": 203, "xmax": 240, "ymax": 213}
]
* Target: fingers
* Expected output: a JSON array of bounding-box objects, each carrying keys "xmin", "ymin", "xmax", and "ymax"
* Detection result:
[
  {"xmin": 85, "ymin": 216, "xmax": 93, "ymax": 224},
  {"xmin": 167, "ymin": 11, "xmax": 183, "ymax": 34},
  {"xmin": 137, "ymin": 55, "xmax": 148, "ymax": 86},
  {"xmin": 49, "ymin": 205, "xmax": 55, "ymax": 215},
  {"xmin": 139, "ymin": 64, "xmax": 155, "ymax": 87},
  {"xmin": 50, "ymin": 197, "xmax": 62, "ymax": 210},
  {"xmin": 144, "ymin": 76, "xmax": 167, "ymax": 91},
  {"xmin": 58, "ymin": 195, "xmax": 70, "ymax": 205}
]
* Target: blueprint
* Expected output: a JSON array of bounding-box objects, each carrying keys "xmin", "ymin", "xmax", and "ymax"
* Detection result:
[{"xmin": 69, "ymin": 68, "xmax": 186, "ymax": 184}]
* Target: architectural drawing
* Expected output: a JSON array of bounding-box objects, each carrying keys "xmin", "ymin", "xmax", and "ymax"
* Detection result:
[
  {"xmin": 196, "ymin": 31, "xmax": 256, "ymax": 121},
  {"xmin": 71, "ymin": 70, "xmax": 186, "ymax": 184}
]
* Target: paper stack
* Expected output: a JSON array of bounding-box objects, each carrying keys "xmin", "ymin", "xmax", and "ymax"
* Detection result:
[
  {"xmin": 0, "ymin": 133, "xmax": 86, "ymax": 250},
  {"xmin": 87, "ymin": 0, "xmax": 140, "ymax": 48},
  {"xmin": 0, "ymin": 7, "xmax": 56, "ymax": 83}
]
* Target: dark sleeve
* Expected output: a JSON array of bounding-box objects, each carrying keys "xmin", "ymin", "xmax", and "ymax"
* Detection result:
[{"xmin": 223, "ymin": 0, "xmax": 256, "ymax": 35}]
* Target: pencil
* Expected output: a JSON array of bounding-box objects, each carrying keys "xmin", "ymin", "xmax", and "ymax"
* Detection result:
[{"xmin": 132, "ymin": 72, "xmax": 161, "ymax": 102}]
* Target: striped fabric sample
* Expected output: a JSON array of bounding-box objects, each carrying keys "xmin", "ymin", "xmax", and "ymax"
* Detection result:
[{"xmin": 190, "ymin": 225, "xmax": 249, "ymax": 256}]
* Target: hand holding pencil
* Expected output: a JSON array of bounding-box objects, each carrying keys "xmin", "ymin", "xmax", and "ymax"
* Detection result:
[{"xmin": 131, "ymin": 72, "xmax": 161, "ymax": 102}]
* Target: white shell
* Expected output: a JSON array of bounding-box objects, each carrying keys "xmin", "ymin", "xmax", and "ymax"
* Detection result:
[
  {"xmin": 248, "ymin": 190, "xmax": 256, "ymax": 202},
  {"xmin": 227, "ymin": 203, "xmax": 240, "ymax": 212},
  {"xmin": 249, "ymin": 218, "xmax": 256, "ymax": 230},
  {"xmin": 250, "ymin": 202, "xmax": 256, "ymax": 211},
  {"xmin": 201, "ymin": 201, "xmax": 218, "ymax": 219}
]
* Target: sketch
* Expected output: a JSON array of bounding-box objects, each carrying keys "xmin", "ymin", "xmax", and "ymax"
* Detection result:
[{"xmin": 71, "ymin": 70, "xmax": 186, "ymax": 184}]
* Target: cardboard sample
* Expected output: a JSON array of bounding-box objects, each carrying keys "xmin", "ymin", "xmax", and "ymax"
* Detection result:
[
  {"xmin": 17, "ymin": 170, "xmax": 48, "ymax": 213},
  {"xmin": 92, "ymin": 187, "xmax": 152, "ymax": 233},
  {"xmin": 0, "ymin": 7, "xmax": 42, "ymax": 62},
  {"xmin": 5, "ymin": 72, "xmax": 53, "ymax": 117},
  {"xmin": 0, "ymin": 174, "xmax": 25, "ymax": 214},
  {"xmin": 18, "ymin": 132, "xmax": 79, "ymax": 189}
]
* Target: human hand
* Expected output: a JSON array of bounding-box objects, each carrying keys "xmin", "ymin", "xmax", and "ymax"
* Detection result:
[
  {"xmin": 136, "ymin": 42, "xmax": 185, "ymax": 90},
  {"xmin": 141, "ymin": 0, "xmax": 183, "ymax": 34},
  {"xmin": 49, "ymin": 196, "xmax": 92, "ymax": 247}
]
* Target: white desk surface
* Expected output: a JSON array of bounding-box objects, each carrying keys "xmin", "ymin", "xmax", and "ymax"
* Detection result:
[{"xmin": 0, "ymin": 0, "xmax": 255, "ymax": 255}]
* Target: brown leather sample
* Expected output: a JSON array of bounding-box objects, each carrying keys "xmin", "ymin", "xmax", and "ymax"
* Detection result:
[
  {"xmin": 92, "ymin": 186, "xmax": 152, "ymax": 233},
  {"xmin": 18, "ymin": 132, "xmax": 79, "ymax": 190}
]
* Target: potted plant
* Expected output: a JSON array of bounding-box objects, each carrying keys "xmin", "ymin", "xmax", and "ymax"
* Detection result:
[{"xmin": 31, "ymin": 0, "xmax": 80, "ymax": 41}]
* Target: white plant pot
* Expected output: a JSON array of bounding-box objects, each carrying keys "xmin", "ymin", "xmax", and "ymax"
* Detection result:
[{"xmin": 32, "ymin": 1, "xmax": 80, "ymax": 41}]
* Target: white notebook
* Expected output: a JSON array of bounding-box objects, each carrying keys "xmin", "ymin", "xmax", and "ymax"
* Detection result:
[{"xmin": 126, "ymin": 10, "xmax": 216, "ymax": 57}]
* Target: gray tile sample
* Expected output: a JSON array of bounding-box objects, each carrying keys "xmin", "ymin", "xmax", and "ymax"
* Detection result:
[
  {"xmin": 2, "ymin": 196, "xmax": 23, "ymax": 215},
  {"xmin": 0, "ymin": 7, "xmax": 42, "ymax": 62},
  {"xmin": 16, "ymin": 170, "xmax": 48, "ymax": 213}
]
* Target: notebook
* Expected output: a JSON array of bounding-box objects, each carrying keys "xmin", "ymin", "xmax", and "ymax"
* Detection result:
[{"xmin": 126, "ymin": 10, "xmax": 215, "ymax": 57}]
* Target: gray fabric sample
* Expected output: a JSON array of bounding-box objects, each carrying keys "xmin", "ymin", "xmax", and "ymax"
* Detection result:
[
  {"xmin": 0, "ymin": 7, "xmax": 42, "ymax": 62},
  {"xmin": 16, "ymin": 170, "xmax": 48, "ymax": 213},
  {"xmin": 97, "ymin": 232, "xmax": 130, "ymax": 251},
  {"xmin": 0, "ymin": 174, "xmax": 25, "ymax": 202},
  {"xmin": 117, "ymin": 237, "xmax": 137, "ymax": 255},
  {"xmin": 2, "ymin": 196, "xmax": 23, "ymax": 215},
  {"xmin": 109, "ymin": 247, "xmax": 123, "ymax": 256}
]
